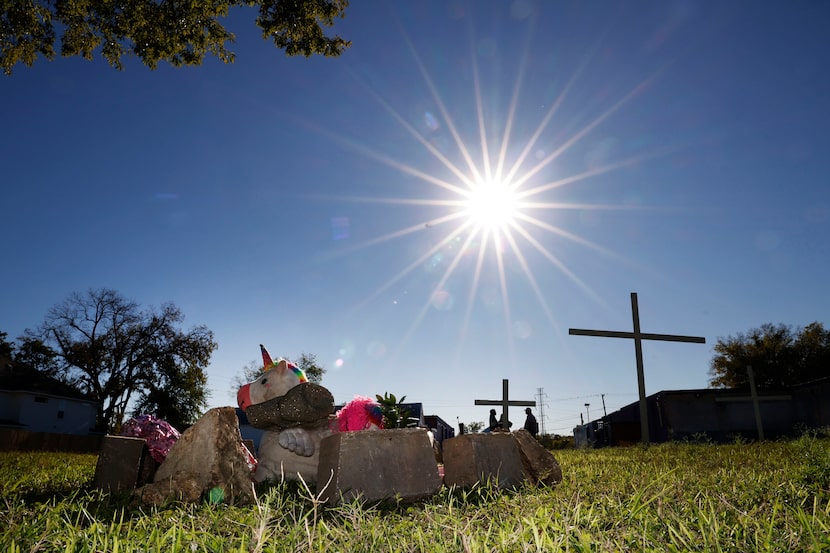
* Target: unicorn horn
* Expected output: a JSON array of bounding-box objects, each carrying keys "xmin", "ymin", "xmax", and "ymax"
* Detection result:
[{"xmin": 260, "ymin": 344, "xmax": 275, "ymax": 371}]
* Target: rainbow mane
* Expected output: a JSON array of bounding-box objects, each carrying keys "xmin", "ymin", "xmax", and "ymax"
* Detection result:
[
  {"xmin": 260, "ymin": 344, "xmax": 308, "ymax": 383},
  {"xmin": 285, "ymin": 361, "xmax": 308, "ymax": 383}
]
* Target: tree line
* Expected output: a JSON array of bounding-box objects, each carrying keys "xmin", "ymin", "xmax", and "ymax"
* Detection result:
[
  {"xmin": 709, "ymin": 322, "xmax": 830, "ymax": 389},
  {"xmin": 1, "ymin": 289, "xmax": 216, "ymax": 432},
  {"xmin": 3, "ymin": 287, "xmax": 827, "ymax": 433},
  {"xmin": 2, "ymin": 288, "xmax": 326, "ymax": 433}
]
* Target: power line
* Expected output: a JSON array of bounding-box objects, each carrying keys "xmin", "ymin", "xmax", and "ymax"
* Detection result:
[{"xmin": 546, "ymin": 392, "xmax": 636, "ymax": 402}]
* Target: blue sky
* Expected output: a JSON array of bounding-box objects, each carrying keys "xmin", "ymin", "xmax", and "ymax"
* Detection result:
[{"xmin": 3, "ymin": 1, "xmax": 829, "ymax": 435}]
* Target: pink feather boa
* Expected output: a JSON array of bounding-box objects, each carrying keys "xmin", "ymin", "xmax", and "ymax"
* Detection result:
[{"xmin": 334, "ymin": 396, "xmax": 384, "ymax": 431}]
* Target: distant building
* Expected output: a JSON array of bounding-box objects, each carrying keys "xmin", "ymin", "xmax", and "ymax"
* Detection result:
[
  {"xmin": 423, "ymin": 414, "xmax": 455, "ymax": 445},
  {"xmin": 0, "ymin": 362, "xmax": 98, "ymax": 436},
  {"xmin": 574, "ymin": 377, "xmax": 830, "ymax": 447},
  {"xmin": 400, "ymin": 402, "xmax": 425, "ymax": 427}
]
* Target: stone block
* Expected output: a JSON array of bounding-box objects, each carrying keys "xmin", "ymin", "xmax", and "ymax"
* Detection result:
[
  {"xmin": 93, "ymin": 435, "xmax": 157, "ymax": 493},
  {"xmin": 317, "ymin": 428, "xmax": 442, "ymax": 504},
  {"xmin": 442, "ymin": 433, "xmax": 525, "ymax": 489},
  {"xmin": 245, "ymin": 382, "xmax": 334, "ymax": 431},
  {"xmin": 514, "ymin": 429, "xmax": 563, "ymax": 486},
  {"xmin": 135, "ymin": 407, "xmax": 256, "ymax": 506}
]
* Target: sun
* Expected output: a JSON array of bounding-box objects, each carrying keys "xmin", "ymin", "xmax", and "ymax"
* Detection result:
[
  {"xmin": 463, "ymin": 178, "xmax": 519, "ymax": 231},
  {"xmin": 305, "ymin": 24, "xmax": 660, "ymax": 365}
]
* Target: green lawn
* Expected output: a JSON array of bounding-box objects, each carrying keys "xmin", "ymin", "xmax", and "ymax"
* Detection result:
[{"xmin": 2, "ymin": 435, "xmax": 829, "ymax": 552}]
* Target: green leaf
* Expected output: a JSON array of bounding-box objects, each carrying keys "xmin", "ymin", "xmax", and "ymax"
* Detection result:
[{"xmin": 1, "ymin": 0, "xmax": 350, "ymax": 75}]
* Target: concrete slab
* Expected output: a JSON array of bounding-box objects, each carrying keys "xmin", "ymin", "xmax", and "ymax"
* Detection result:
[
  {"xmin": 514, "ymin": 429, "xmax": 563, "ymax": 486},
  {"xmin": 143, "ymin": 407, "xmax": 256, "ymax": 506},
  {"xmin": 317, "ymin": 428, "xmax": 442, "ymax": 504},
  {"xmin": 93, "ymin": 435, "xmax": 156, "ymax": 493},
  {"xmin": 442, "ymin": 433, "xmax": 525, "ymax": 489}
]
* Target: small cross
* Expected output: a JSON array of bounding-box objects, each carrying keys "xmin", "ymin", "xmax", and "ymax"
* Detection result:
[
  {"xmin": 569, "ymin": 292, "xmax": 706, "ymax": 444},
  {"xmin": 475, "ymin": 379, "xmax": 535, "ymax": 430}
]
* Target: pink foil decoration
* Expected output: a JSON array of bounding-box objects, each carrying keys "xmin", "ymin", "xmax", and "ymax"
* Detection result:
[{"xmin": 121, "ymin": 414, "xmax": 181, "ymax": 464}]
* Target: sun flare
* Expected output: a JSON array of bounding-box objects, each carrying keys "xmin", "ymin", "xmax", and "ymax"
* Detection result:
[
  {"xmin": 310, "ymin": 25, "xmax": 661, "ymax": 366},
  {"xmin": 463, "ymin": 179, "xmax": 519, "ymax": 231}
]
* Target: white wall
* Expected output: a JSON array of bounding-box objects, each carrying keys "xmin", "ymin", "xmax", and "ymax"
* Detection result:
[
  {"xmin": 5, "ymin": 391, "xmax": 97, "ymax": 435},
  {"xmin": 0, "ymin": 392, "xmax": 21, "ymax": 421}
]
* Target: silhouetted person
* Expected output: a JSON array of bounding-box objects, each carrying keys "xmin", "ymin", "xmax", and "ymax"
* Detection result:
[
  {"xmin": 523, "ymin": 407, "xmax": 538, "ymax": 437},
  {"xmin": 486, "ymin": 409, "xmax": 499, "ymax": 432}
]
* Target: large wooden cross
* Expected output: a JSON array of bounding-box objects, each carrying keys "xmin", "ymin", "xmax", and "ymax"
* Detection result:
[
  {"xmin": 475, "ymin": 379, "xmax": 535, "ymax": 430},
  {"xmin": 569, "ymin": 292, "xmax": 706, "ymax": 444},
  {"xmin": 714, "ymin": 366, "xmax": 791, "ymax": 441}
]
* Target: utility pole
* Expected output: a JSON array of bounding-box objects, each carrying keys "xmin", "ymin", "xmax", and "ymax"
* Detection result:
[
  {"xmin": 601, "ymin": 393, "xmax": 607, "ymax": 417},
  {"xmin": 535, "ymin": 387, "xmax": 548, "ymax": 435},
  {"xmin": 585, "ymin": 403, "xmax": 591, "ymax": 423}
]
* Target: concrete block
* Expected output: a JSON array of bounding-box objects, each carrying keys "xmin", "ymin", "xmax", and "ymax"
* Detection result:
[
  {"xmin": 442, "ymin": 433, "xmax": 525, "ymax": 489},
  {"xmin": 317, "ymin": 428, "xmax": 442, "ymax": 504},
  {"xmin": 93, "ymin": 435, "xmax": 157, "ymax": 493},
  {"xmin": 141, "ymin": 407, "xmax": 256, "ymax": 506},
  {"xmin": 514, "ymin": 429, "xmax": 563, "ymax": 486}
]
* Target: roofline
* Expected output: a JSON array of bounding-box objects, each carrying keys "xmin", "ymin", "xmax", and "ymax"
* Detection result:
[{"xmin": 0, "ymin": 388, "xmax": 99, "ymax": 406}]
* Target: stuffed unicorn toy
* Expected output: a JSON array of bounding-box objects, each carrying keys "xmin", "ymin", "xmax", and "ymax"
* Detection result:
[{"xmin": 237, "ymin": 345, "xmax": 382, "ymax": 484}]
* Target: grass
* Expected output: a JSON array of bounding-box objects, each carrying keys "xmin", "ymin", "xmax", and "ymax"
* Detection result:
[{"xmin": 2, "ymin": 434, "xmax": 830, "ymax": 552}]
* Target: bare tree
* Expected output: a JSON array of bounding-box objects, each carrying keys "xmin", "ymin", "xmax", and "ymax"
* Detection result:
[{"xmin": 29, "ymin": 288, "xmax": 217, "ymax": 431}]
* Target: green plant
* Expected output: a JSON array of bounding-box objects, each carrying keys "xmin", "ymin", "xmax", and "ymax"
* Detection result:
[
  {"xmin": 466, "ymin": 421, "xmax": 484, "ymax": 433},
  {"xmin": 793, "ymin": 431, "xmax": 830, "ymax": 489},
  {"xmin": 375, "ymin": 392, "xmax": 415, "ymax": 429},
  {"xmin": 538, "ymin": 434, "xmax": 575, "ymax": 450},
  {"xmin": 683, "ymin": 431, "xmax": 714, "ymax": 445}
]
